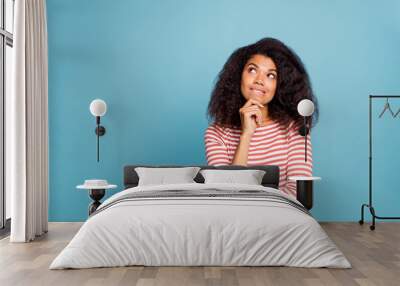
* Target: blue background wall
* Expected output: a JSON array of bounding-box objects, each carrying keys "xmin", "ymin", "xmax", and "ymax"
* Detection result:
[{"xmin": 47, "ymin": 0, "xmax": 400, "ymax": 222}]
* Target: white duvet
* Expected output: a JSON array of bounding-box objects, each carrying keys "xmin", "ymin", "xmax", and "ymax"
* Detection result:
[{"xmin": 50, "ymin": 183, "xmax": 351, "ymax": 269}]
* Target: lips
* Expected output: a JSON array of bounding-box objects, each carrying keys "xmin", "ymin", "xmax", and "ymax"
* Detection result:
[{"xmin": 250, "ymin": 87, "xmax": 266, "ymax": 95}]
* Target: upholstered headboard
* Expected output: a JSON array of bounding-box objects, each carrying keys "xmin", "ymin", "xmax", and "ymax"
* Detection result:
[{"xmin": 123, "ymin": 165, "xmax": 280, "ymax": 189}]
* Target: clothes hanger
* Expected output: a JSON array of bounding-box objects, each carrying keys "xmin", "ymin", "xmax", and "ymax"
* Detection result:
[
  {"xmin": 378, "ymin": 98, "xmax": 395, "ymax": 118},
  {"xmin": 394, "ymin": 106, "xmax": 400, "ymax": 118}
]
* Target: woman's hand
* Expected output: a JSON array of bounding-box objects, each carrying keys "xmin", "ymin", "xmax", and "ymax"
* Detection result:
[{"xmin": 239, "ymin": 99, "xmax": 264, "ymax": 136}]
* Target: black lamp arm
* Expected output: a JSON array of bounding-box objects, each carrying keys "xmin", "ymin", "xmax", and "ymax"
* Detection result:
[
  {"xmin": 298, "ymin": 117, "xmax": 310, "ymax": 162},
  {"xmin": 94, "ymin": 116, "xmax": 106, "ymax": 162},
  {"xmin": 304, "ymin": 117, "xmax": 307, "ymax": 162}
]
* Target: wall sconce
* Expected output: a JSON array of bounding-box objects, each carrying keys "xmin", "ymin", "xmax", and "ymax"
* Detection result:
[
  {"xmin": 297, "ymin": 99, "xmax": 314, "ymax": 162},
  {"xmin": 89, "ymin": 99, "xmax": 107, "ymax": 162}
]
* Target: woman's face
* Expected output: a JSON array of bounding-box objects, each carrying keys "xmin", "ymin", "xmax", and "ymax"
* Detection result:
[{"xmin": 240, "ymin": 54, "xmax": 277, "ymax": 105}]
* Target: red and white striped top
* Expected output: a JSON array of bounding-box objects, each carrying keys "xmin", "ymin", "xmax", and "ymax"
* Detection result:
[{"xmin": 204, "ymin": 121, "xmax": 312, "ymax": 197}]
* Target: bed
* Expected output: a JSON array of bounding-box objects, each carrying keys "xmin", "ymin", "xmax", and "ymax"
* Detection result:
[{"xmin": 50, "ymin": 165, "xmax": 351, "ymax": 269}]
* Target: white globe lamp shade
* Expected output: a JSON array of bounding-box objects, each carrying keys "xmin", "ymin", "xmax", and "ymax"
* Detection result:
[
  {"xmin": 297, "ymin": 99, "xmax": 314, "ymax": 117},
  {"xmin": 90, "ymin": 99, "xmax": 107, "ymax": 117}
]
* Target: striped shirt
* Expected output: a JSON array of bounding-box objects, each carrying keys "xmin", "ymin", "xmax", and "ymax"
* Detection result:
[{"xmin": 204, "ymin": 121, "xmax": 312, "ymax": 197}]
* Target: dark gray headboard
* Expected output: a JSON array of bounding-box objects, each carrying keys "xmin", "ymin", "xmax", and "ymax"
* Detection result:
[{"xmin": 124, "ymin": 165, "xmax": 280, "ymax": 189}]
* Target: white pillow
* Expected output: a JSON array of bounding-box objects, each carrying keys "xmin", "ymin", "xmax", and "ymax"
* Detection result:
[
  {"xmin": 200, "ymin": 169, "xmax": 266, "ymax": 185},
  {"xmin": 135, "ymin": 167, "xmax": 201, "ymax": 186}
]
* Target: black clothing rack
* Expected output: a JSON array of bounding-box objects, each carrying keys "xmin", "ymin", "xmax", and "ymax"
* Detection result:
[{"xmin": 359, "ymin": 95, "xmax": 400, "ymax": 230}]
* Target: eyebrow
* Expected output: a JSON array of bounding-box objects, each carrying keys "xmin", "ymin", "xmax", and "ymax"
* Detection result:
[{"xmin": 247, "ymin": 62, "xmax": 277, "ymax": 72}]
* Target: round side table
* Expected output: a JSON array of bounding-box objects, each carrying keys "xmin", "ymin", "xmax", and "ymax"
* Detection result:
[
  {"xmin": 77, "ymin": 181, "xmax": 117, "ymax": 215},
  {"xmin": 288, "ymin": 176, "xmax": 321, "ymax": 210}
]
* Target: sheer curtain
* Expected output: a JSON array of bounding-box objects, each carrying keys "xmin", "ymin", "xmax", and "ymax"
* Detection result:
[{"xmin": 8, "ymin": 0, "xmax": 48, "ymax": 242}]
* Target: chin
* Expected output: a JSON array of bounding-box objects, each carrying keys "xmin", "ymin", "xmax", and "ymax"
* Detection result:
[{"xmin": 249, "ymin": 95, "xmax": 268, "ymax": 104}]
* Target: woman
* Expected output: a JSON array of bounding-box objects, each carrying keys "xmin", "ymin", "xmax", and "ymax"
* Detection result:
[{"xmin": 205, "ymin": 37, "xmax": 318, "ymax": 197}]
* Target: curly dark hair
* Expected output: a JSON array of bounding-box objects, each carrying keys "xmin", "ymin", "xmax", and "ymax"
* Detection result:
[{"xmin": 207, "ymin": 37, "xmax": 318, "ymax": 130}]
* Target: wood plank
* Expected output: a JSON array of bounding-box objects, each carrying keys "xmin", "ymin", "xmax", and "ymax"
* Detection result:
[{"xmin": 0, "ymin": 222, "xmax": 399, "ymax": 286}]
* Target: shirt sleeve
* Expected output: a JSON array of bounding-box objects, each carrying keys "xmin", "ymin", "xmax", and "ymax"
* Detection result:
[
  {"xmin": 204, "ymin": 124, "xmax": 230, "ymax": 166},
  {"xmin": 284, "ymin": 122, "xmax": 313, "ymax": 197}
]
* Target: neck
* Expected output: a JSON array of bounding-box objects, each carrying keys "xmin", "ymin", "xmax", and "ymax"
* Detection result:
[{"xmin": 260, "ymin": 105, "xmax": 271, "ymax": 123}]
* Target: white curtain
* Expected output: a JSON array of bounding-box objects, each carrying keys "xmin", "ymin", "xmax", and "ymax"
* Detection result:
[{"xmin": 8, "ymin": 0, "xmax": 49, "ymax": 242}]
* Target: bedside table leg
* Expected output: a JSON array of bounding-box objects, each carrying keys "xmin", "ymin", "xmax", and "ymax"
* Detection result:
[
  {"xmin": 88, "ymin": 189, "xmax": 105, "ymax": 215},
  {"xmin": 89, "ymin": 201, "xmax": 102, "ymax": 215},
  {"xmin": 296, "ymin": 180, "xmax": 313, "ymax": 210}
]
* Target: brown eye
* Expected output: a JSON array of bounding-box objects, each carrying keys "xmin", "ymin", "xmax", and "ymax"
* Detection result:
[
  {"xmin": 248, "ymin": 67, "xmax": 256, "ymax": 73},
  {"xmin": 267, "ymin": 73, "xmax": 276, "ymax": 79}
]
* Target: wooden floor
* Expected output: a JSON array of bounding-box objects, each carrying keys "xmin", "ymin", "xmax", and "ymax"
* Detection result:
[{"xmin": 0, "ymin": 222, "xmax": 399, "ymax": 286}]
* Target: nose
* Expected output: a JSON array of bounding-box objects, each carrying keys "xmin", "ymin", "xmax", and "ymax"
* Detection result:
[{"xmin": 254, "ymin": 73, "xmax": 264, "ymax": 85}]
